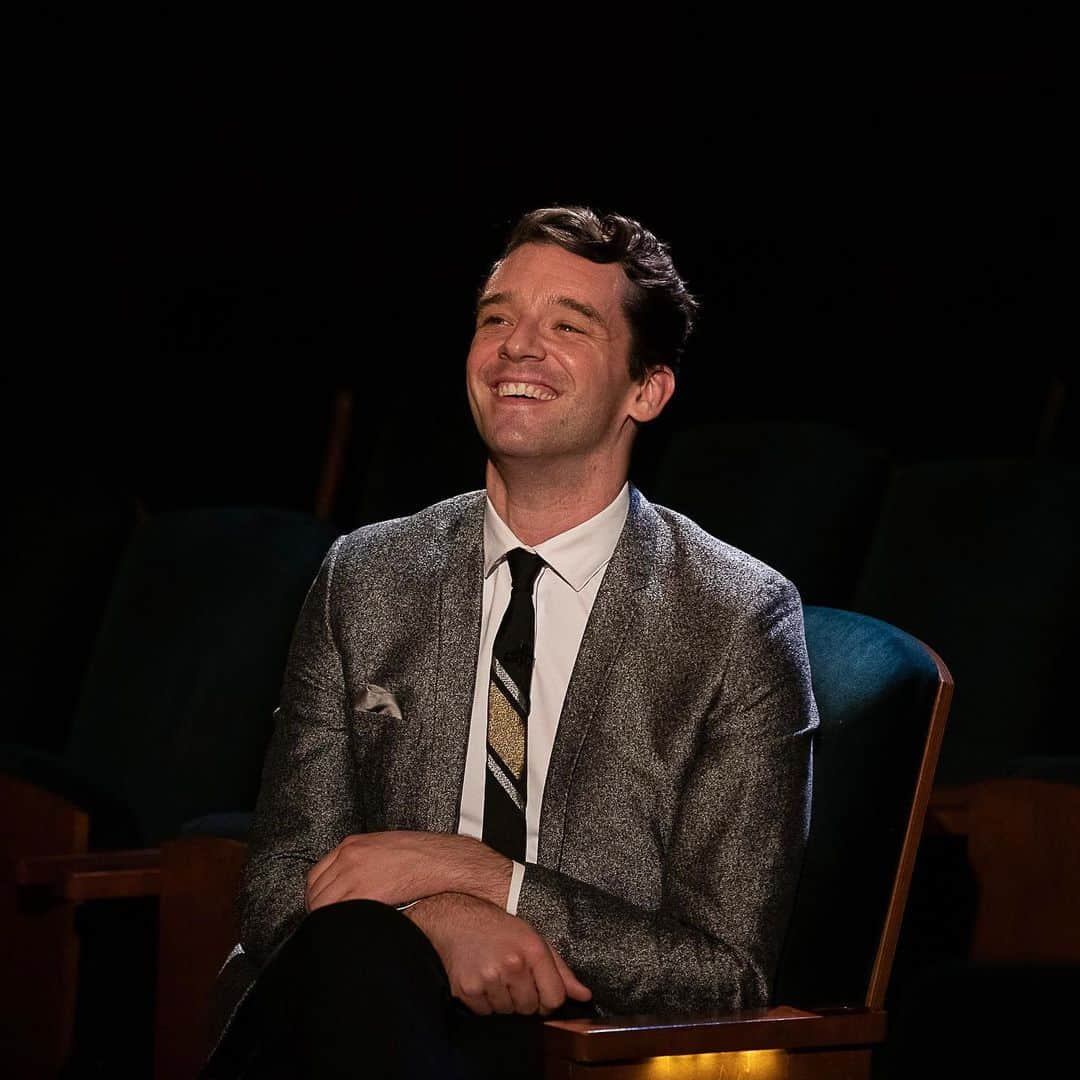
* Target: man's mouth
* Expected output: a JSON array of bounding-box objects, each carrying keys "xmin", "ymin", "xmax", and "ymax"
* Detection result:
[{"xmin": 494, "ymin": 381, "xmax": 558, "ymax": 401}]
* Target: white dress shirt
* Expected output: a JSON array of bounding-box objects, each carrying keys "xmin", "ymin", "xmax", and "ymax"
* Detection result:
[{"xmin": 457, "ymin": 482, "xmax": 630, "ymax": 915}]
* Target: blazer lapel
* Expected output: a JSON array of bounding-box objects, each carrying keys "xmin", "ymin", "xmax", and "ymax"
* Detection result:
[
  {"xmin": 537, "ymin": 485, "xmax": 657, "ymax": 865},
  {"xmin": 425, "ymin": 497, "xmax": 486, "ymax": 833}
]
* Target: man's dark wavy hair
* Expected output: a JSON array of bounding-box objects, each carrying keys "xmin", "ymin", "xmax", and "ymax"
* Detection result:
[{"xmin": 487, "ymin": 206, "xmax": 698, "ymax": 381}]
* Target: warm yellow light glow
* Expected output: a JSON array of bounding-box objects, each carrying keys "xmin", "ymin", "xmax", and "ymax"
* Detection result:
[{"xmin": 632, "ymin": 1049, "xmax": 788, "ymax": 1079}]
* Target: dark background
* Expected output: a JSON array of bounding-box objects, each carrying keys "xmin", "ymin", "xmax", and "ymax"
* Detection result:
[
  {"xmin": 2, "ymin": 25, "xmax": 1074, "ymax": 1077},
  {"xmin": 7, "ymin": 27, "xmax": 1072, "ymax": 525}
]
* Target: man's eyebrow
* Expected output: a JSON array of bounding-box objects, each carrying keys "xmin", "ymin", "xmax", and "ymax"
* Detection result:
[
  {"xmin": 475, "ymin": 290, "xmax": 609, "ymax": 329},
  {"xmin": 476, "ymin": 290, "xmax": 511, "ymax": 311},
  {"xmin": 555, "ymin": 296, "xmax": 608, "ymax": 328}
]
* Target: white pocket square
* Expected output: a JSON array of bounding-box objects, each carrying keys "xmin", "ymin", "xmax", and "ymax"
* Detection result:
[{"xmin": 355, "ymin": 683, "xmax": 402, "ymax": 720}]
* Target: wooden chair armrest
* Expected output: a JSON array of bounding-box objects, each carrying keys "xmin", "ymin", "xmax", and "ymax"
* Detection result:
[
  {"xmin": 542, "ymin": 1005, "xmax": 887, "ymax": 1063},
  {"xmin": 16, "ymin": 848, "xmax": 162, "ymax": 901}
]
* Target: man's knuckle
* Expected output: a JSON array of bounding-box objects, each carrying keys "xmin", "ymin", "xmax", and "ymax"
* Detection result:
[{"xmin": 520, "ymin": 934, "xmax": 544, "ymax": 956}]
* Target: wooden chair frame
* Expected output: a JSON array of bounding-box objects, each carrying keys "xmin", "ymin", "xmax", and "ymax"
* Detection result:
[
  {"xmin": 540, "ymin": 639, "xmax": 953, "ymax": 1079},
  {"xmin": 0, "ymin": 776, "xmax": 163, "ymax": 1075}
]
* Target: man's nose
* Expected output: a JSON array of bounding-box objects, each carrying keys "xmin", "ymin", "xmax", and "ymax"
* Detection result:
[{"xmin": 499, "ymin": 316, "xmax": 545, "ymax": 362}]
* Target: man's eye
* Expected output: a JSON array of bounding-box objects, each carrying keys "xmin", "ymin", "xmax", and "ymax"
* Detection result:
[
  {"xmin": 556, "ymin": 322, "xmax": 582, "ymax": 333},
  {"xmin": 480, "ymin": 314, "xmax": 509, "ymax": 326}
]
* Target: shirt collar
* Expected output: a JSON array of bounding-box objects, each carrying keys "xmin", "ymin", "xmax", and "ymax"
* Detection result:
[{"xmin": 483, "ymin": 482, "xmax": 630, "ymax": 593}]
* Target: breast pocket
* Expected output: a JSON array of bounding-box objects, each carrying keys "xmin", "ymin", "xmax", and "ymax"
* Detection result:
[{"xmin": 348, "ymin": 702, "xmax": 394, "ymax": 831}]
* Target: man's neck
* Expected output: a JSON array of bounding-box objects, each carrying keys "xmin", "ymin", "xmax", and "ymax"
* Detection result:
[{"xmin": 484, "ymin": 459, "xmax": 629, "ymax": 547}]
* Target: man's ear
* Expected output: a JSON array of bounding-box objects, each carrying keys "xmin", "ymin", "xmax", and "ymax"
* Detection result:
[{"xmin": 628, "ymin": 365, "xmax": 676, "ymax": 424}]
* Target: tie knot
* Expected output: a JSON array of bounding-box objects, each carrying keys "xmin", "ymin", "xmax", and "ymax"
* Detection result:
[{"xmin": 505, "ymin": 548, "xmax": 545, "ymax": 592}]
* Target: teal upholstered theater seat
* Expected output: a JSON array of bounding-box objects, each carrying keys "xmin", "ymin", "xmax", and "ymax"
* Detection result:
[
  {"xmin": 776, "ymin": 605, "xmax": 947, "ymax": 1008},
  {"xmin": 650, "ymin": 421, "xmax": 892, "ymax": 608},
  {"xmin": 2, "ymin": 485, "xmax": 137, "ymax": 755},
  {"xmin": 0, "ymin": 505, "xmax": 338, "ymax": 1074},
  {"xmin": 852, "ymin": 458, "xmax": 1079, "ymax": 1076},
  {"xmin": 852, "ymin": 456, "xmax": 1078, "ymax": 786},
  {"xmin": 2, "ymin": 506, "xmax": 339, "ymax": 847}
]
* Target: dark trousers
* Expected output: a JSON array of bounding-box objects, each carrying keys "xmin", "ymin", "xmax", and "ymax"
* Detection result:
[{"xmin": 203, "ymin": 899, "xmax": 585, "ymax": 1079}]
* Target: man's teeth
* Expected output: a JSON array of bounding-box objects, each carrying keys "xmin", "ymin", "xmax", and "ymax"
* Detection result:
[{"xmin": 496, "ymin": 382, "xmax": 557, "ymax": 401}]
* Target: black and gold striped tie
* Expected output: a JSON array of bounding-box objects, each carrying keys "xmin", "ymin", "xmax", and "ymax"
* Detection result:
[{"xmin": 483, "ymin": 547, "xmax": 545, "ymax": 862}]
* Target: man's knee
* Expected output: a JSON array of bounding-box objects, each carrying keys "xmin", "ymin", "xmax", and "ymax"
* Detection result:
[
  {"xmin": 208, "ymin": 902, "xmax": 451, "ymax": 1076},
  {"xmin": 302, "ymin": 898, "xmax": 397, "ymax": 943},
  {"xmin": 289, "ymin": 899, "xmax": 446, "ymax": 996}
]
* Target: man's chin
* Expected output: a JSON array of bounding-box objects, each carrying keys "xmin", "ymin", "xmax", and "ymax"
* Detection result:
[
  {"xmin": 481, "ymin": 428, "xmax": 560, "ymax": 459},
  {"xmin": 486, "ymin": 444, "xmax": 556, "ymax": 465}
]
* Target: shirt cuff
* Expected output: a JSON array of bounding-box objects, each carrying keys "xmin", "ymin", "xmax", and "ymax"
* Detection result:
[{"xmin": 506, "ymin": 860, "xmax": 526, "ymax": 915}]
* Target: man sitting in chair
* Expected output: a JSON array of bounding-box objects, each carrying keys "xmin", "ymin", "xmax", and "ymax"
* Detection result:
[{"xmin": 205, "ymin": 206, "xmax": 820, "ymax": 1079}]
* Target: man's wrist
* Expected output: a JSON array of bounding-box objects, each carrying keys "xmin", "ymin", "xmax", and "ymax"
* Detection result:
[
  {"xmin": 401, "ymin": 891, "xmax": 476, "ymax": 935},
  {"xmin": 448, "ymin": 837, "xmax": 513, "ymax": 909},
  {"xmin": 391, "ymin": 832, "xmax": 514, "ymax": 909}
]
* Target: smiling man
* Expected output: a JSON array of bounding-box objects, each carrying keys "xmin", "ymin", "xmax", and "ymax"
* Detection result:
[{"xmin": 204, "ymin": 207, "xmax": 819, "ymax": 1079}]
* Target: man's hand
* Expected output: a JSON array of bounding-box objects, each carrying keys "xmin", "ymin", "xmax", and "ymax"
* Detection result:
[
  {"xmin": 405, "ymin": 892, "xmax": 591, "ymax": 1016},
  {"xmin": 305, "ymin": 831, "xmax": 512, "ymax": 912}
]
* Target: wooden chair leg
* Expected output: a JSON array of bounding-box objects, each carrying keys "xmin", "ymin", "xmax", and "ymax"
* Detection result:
[
  {"xmin": 0, "ymin": 775, "xmax": 89, "ymax": 1076},
  {"xmin": 154, "ymin": 835, "xmax": 248, "ymax": 1080}
]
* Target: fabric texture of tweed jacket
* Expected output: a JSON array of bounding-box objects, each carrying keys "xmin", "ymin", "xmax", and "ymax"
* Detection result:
[{"xmin": 227, "ymin": 483, "xmax": 819, "ymax": 1023}]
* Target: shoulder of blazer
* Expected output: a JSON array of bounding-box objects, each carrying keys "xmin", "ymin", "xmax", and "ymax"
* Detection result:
[
  {"xmin": 331, "ymin": 490, "xmax": 487, "ymax": 580},
  {"xmin": 630, "ymin": 486, "xmax": 799, "ymax": 609}
]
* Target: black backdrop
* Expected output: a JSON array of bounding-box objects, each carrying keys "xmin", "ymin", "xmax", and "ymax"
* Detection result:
[
  {"xmin": 7, "ymin": 25, "xmax": 1072, "ymax": 526},
  {"xmin": 3, "ymin": 29, "xmax": 1072, "ymax": 1076}
]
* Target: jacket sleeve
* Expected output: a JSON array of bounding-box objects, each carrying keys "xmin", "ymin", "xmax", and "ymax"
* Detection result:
[
  {"xmin": 515, "ymin": 577, "xmax": 818, "ymax": 1015},
  {"xmin": 238, "ymin": 535, "xmax": 360, "ymax": 965}
]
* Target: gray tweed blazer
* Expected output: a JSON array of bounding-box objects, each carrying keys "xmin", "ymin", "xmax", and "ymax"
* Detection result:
[{"xmin": 228, "ymin": 484, "xmax": 818, "ymax": 1021}]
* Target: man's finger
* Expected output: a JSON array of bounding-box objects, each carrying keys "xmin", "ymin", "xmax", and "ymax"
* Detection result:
[
  {"xmin": 459, "ymin": 992, "xmax": 492, "ymax": 1016},
  {"xmin": 504, "ymin": 957, "xmax": 539, "ymax": 1015},
  {"xmin": 305, "ymin": 873, "xmax": 343, "ymax": 911},
  {"xmin": 551, "ymin": 946, "xmax": 592, "ymax": 1001},
  {"xmin": 530, "ymin": 944, "xmax": 568, "ymax": 1013},
  {"xmin": 484, "ymin": 980, "xmax": 515, "ymax": 1015},
  {"xmin": 304, "ymin": 858, "xmax": 337, "ymax": 906},
  {"xmin": 478, "ymin": 962, "xmax": 514, "ymax": 1014},
  {"xmin": 306, "ymin": 868, "xmax": 360, "ymax": 912},
  {"xmin": 304, "ymin": 867, "xmax": 328, "ymax": 909},
  {"xmin": 305, "ymin": 843, "xmax": 345, "ymax": 897}
]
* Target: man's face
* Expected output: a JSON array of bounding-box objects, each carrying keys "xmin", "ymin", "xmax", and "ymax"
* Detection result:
[{"xmin": 466, "ymin": 242, "xmax": 645, "ymax": 469}]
